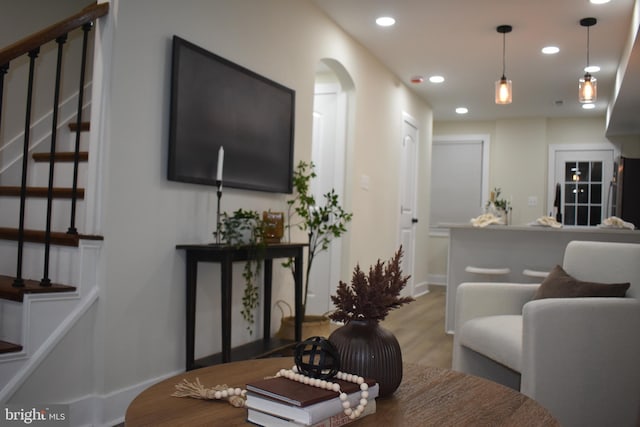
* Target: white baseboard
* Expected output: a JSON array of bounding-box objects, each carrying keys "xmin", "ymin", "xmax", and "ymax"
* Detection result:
[
  {"xmin": 68, "ymin": 367, "xmax": 183, "ymax": 427},
  {"xmin": 413, "ymin": 280, "xmax": 429, "ymax": 297},
  {"xmin": 427, "ymin": 274, "xmax": 447, "ymax": 287}
]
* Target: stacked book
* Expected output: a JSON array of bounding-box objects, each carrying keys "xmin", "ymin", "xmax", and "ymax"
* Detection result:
[{"xmin": 245, "ymin": 374, "xmax": 379, "ymax": 427}]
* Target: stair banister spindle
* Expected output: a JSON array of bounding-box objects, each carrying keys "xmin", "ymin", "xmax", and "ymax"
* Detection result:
[
  {"xmin": 0, "ymin": 63, "xmax": 8, "ymax": 129},
  {"xmin": 41, "ymin": 34, "xmax": 68, "ymax": 287},
  {"xmin": 13, "ymin": 48, "xmax": 40, "ymax": 288},
  {"xmin": 68, "ymin": 22, "xmax": 92, "ymax": 235}
]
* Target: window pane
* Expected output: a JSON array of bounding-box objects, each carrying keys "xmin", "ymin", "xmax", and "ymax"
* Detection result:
[
  {"xmin": 591, "ymin": 162, "xmax": 602, "ymax": 181},
  {"xmin": 565, "ymin": 163, "xmax": 576, "ymax": 182},
  {"xmin": 590, "ymin": 206, "xmax": 601, "ymax": 226},
  {"xmin": 591, "ymin": 184, "xmax": 601, "ymax": 204},
  {"xmin": 577, "ymin": 184, "xmax": 589, "ymax": 203},
  {"xmin": 565, "ymin": 183, "xmax": 576, "ymax": 203},
  {"xmin": 577, "ymin": 162, "xmax": 589, "ymax": 182},
  {"xmin": 577, "ymin": 205, "xmax": 589, "ymax": 225},
  {"xmin": 565, "ymin": 205, "xmax": 576, "ymax": 225}
]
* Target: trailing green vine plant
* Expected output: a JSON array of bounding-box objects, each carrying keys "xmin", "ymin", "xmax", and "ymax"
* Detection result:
[
  {"xmin": 283, "ymin": 161, "xmax": 353, "ymax": 318},
  {"xmin": 219, "ymin": 208, "xmax": 265, "ymax": 334}
]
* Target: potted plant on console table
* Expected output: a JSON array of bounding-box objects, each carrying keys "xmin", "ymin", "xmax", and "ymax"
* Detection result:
[
  {"xmin": 276, "ymin": 161, "xmax": 353, "ymax": 340},
  {"xmin": 219, "ymin": 208, "xmax": 265, "ymax": 334}
]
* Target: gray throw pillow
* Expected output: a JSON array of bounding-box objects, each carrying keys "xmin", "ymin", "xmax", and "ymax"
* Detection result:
[{"xmin": 532, "ymin": 264, "xmax": 630, "ymax": 300}]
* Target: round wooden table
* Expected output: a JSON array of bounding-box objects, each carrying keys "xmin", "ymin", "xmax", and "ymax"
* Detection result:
[{"xmin": 125, "ymin": 357, "xmax": 559, "ymax": 426}]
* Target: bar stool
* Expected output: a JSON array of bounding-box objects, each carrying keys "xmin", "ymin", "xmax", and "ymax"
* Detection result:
[{"xmin": 464, "ymin": 266, "xmax": 511, "ymax": 280}]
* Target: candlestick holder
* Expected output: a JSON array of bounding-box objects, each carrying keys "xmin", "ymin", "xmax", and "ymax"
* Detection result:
[{"xmin": 215, "ymin": 180, "xmax": 223, "ymax": 244}]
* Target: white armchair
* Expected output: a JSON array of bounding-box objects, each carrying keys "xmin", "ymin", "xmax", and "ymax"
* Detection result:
[{"xmin": 452, "ymin": 240, "xmax": 640, "ymax": 427}]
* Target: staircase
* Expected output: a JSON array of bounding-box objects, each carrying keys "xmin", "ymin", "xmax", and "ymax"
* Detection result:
[{"xmin": 0, "ymin": 3, "xmax": 108, "ymax": 400}]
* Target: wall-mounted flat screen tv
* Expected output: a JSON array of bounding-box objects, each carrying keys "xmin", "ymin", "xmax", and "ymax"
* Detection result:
[{"xmin": 168, "ymin": 36, "xmax": 295, "ymax": 193}]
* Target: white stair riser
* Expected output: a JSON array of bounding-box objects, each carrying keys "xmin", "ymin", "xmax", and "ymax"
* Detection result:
[
  {"xmin": 0, "ymin": 198, "xmax": 86, "ymax": 231},
  {"xmin": 0, "ymin": 241, "xmax": 79, "ymax": 285},
  {"xmin": 0, "ymin": 131, "xmax": 89, "ymax": 186},
  {"xmin": 0, "ymin": 300, "xmax": 22, "ymax": 344},
  {"xmin": 32, "ymin": 162, "xmax": 88, "ymax": 189}
]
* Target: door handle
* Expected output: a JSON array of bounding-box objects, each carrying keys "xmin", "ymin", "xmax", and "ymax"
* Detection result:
[{"xmin": 412, "ymin": 218, "xmax": 419, "ymax": 224}]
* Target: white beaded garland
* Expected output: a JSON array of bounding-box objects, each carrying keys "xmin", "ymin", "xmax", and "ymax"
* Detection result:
[
  {"xmin": 277, "ymin": 366, "xmax": 370, "ymax": 419},
  {"xmin": 208, "ymin": 386, "xmax": 244, "ymax": 401}
]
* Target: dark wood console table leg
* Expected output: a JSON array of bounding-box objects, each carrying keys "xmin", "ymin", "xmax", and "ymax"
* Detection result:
[
  {"xmin": 263, "ymin": 259, "xmax": 273, "ymax": 341},
  {"xmin": 220, "ymin": 256, "xmax": 232, "ymax": 363},
  {"xmin": 185, "ymin": 255, "xmax": 197, "ymax": 371},
  {"xmin": 294, "ymin": 249, "xmax": 303, "ymax": 342}
]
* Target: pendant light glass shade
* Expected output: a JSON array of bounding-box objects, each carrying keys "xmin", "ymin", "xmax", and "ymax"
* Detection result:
[
  {"xmin": 579, "ymin": 73, "xmax": 597, "ymax": 103},
  {"xmin": 579, "ymin": 18, "xmax": 597, "ymax": 103},
  {"xmin": 495, "ymin": 76, "xmax": 512, "ymax": 104},
  {"xmin": 495, "ymin": 25, "xmax": 512, "ymax": 105}
]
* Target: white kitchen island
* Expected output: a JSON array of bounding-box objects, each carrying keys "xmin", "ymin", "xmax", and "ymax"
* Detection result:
[{"xmin": 445, "ymin": 224, "xmax": 640, "ymax": 333}]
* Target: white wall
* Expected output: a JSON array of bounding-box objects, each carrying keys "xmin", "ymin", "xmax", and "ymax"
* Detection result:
[{"xmin": 11, "ymin": 0, "xmax": 432, "ymax": 412}]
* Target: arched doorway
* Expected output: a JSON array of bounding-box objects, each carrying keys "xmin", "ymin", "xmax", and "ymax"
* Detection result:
[{"xmin": 305, "ymin": 59, "xmax": 354, "ymax": 315}]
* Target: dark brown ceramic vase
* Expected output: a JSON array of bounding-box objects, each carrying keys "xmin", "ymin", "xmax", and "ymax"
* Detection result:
[{"xmin": 328, "ymin": 319, "xmax": 402, "ymax": 397}]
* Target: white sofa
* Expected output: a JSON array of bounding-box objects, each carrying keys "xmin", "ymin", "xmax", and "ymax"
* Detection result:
[{"xmin": 452, "ymin": 240, "xmax": 640, "ymax": 427}]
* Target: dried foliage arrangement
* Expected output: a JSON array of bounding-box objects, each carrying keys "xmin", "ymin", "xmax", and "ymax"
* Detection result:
[{"xmin": 329, "ymin": 247, "xmax": 414, "ymax": 323}]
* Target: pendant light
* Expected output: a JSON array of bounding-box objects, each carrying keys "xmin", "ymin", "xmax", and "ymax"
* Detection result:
[
  {"xmin": 495, "ymin": 25, "xmax": 513, "ymax": 105},
  {"xmin": 579, "ymin": 17, "xmax": 597, "ymax": 103}
]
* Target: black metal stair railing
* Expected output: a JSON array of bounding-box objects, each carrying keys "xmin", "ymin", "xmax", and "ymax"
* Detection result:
[
  {"xmin": 0, "ymin": 3, "xmax": 109, "ymax": 289},
  {"xmin": 68, "ymin": 23, "xmax": 93, "ymax": 237}
]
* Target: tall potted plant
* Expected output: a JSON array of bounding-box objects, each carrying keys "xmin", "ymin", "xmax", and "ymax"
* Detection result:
[{"xmin": 277, "ymin": 161, "xmax": 353, "ymax": 338}]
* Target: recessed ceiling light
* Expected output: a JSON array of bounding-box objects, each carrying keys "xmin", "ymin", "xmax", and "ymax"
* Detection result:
[
  {"xmin": 590, "ymin": 0, "xmax": 611, "ymax": 4},
  {"xmin": 455, "ymin": 107, "xmax": 469, "ymax": 114},
  {"xmin": 376, "ymin": 16, "xmax": 396, "ymax": 27},
  {"xmin": 429, "ymin": 75, "xmax": 445, "ymax": 83},
  {"xmin": 542, "ymin": 46, "xmax": 560, "ymax": 54},
  {"xmin": 585, "ymin": 65, "xmax": 600, "ymax": 73},
  {"xmin": 582, "ymin": 103, "xmax": 596, "ymax": 109}
]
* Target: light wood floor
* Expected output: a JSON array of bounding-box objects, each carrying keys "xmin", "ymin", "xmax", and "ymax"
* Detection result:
[{"xmin": 380, "ymin": 285, "xmax": 453, "ymax": 368}]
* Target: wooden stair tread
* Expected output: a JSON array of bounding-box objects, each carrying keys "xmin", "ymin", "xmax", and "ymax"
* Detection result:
[
  {"xmin": 0, "ymin": 186, "xmax": 85, "ymax": 199},
  {"xmin": 68, "ymin": 121, "xmax": 90, "ymax": 132},
  {"xmin": 0, "ymin": 340, "xmax": 23, "ymax": 354},
  {"xmin": 0, "ymin": 274, "xmax": 76, "ymax": 302},
  {"xmin": 0, "ymin": 227, "xmax": 103, "ymax": 246},
  {"xmin": 33, "ymin": 151, "xmax": 88, "ymax": 162}
]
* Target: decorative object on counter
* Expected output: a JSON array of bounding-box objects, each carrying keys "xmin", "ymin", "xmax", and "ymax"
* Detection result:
[
  {"xmin": 470, "ymin": 212, "xmax": 503, "ymax": 227},
  {"xmin": 531, "ymin": 216, "xmax": 563, "ymax": 228},
  {"xmin": 281, "ymin": 161, "xmax": 353, "ymax": 323},
  {"xmin": 599, "ymin": 216, "xmax": 635, "ymax": 230},
  {"xmin": 485, "ymin": 187, "xmax": 511, "ymax": 225},
  {"xmin": 328, "ymin": 247, "xmax": 413, "ymax": 397},
  {"xmin": 262, "ymin": 211, "xmax": 285, "ymax": 243},
  {"xmin": 172, "ymin": 377, "xmax": 246, "ymax": 407},
  {"xmin": 219, "ymin": 208, "xmax": 265, "ymax": 333}
]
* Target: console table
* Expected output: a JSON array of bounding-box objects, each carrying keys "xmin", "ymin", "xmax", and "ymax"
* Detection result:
[
  {"xmin": 176, "ymin": 243, "xmax": 306, "ymax": 370},
  {"xmin": 125, "ymin": 357, "xmax": 560, "ymax": 426}
]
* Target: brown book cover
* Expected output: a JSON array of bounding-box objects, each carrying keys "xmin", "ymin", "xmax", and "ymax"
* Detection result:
[{"xmin": 245, "ymin": 375, "xmax": 375, "ymax": 407}]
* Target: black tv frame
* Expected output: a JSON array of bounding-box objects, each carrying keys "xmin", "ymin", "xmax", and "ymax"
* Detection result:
[{"xmin": 168, "ymin": 36, "xmax": 295, "ymax": 193}]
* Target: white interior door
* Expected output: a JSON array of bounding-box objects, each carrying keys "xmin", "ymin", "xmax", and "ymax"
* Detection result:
[
  {"xmin": 307, "ymin": 83, "xmax": 346, "ymax": 314},
  {"xmin": 399, "ymin": 113, "xmax": 419, "ymax": 297}
]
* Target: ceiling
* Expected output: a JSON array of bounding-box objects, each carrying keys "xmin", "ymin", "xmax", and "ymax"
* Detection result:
[{"xmin": 312, "ymin": 0, "xmax": 639, "ymax": 134}]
